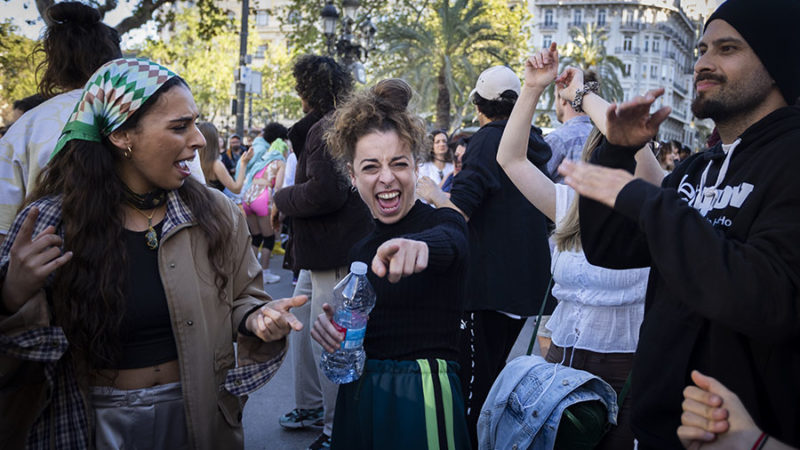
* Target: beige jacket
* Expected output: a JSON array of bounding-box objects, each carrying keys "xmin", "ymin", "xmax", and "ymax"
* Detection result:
[{"xmin": 0, "ymin": 189, "xmax": 286, "ymax": 449}]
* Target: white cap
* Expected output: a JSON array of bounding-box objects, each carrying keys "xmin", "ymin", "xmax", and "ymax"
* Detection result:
[
  {"xmin": 470, "ymin": 66, "xmax": 521, "ymax": 101},
  {"xmin": 350, "ymin": 261, "xmax": 368, "ymax": 275}
]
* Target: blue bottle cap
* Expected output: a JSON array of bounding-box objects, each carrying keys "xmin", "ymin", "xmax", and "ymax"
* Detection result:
[{"xmin": 350, "ymin": 261, "xmax": 368, "ymax": 275}]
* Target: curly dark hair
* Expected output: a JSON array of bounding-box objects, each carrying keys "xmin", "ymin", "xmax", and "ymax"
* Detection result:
[
  {"xmin": 326, "ymin": 78, "xmax": 428, "ymax": 175},
  {"xmin": 292, "ymin": 54, "xmax": 353, "ymax": 114},
  {"xmin": 472, "ymin": 90, "xmax": 518, "ymax": 121},
  {"xmin": 36, "ymin": 2, "xmax": 122, "ymax": 98},
  {"xmin": 28, "ymin": 77, "xmax": 234, "ymax": 369},
  {"xmin": 263, "ymin": 122, "xmax": 289, "ymax": 144}
]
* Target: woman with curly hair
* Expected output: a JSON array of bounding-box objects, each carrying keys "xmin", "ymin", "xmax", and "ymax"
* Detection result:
[
  {"xmin": 273, "ymin": 54, "xmax": 373, "ymax": 449},
  {"xmin": 0, "ymin": 58, "xmax": 306, "ymax": 449},
  {"xmin": 311, "ymin": 78, "xmax": 471, "ymax": 449},
  {"xmin": 418, "ymin": 129, "xmax": 455, "ymax": 188}
]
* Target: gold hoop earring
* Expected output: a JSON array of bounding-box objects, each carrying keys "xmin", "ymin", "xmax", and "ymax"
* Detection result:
[{"xmin": 124, "ymin": 146, "xmax": 132, "ymax": 159}]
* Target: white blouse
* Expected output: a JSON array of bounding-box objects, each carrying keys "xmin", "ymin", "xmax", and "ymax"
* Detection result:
[
  {"xmin": 418, "ymin": 161, "xmax": 454, "ymax": 186},
  {"xmin": 545, "ymin": 184, "xmax": 649, "ymax": 353}
]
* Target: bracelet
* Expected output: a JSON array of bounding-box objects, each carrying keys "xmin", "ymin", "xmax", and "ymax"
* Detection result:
[
  {"xmin": 570, "ymin": 81, "xmax": 600, "ymax": 113},
  {"xmin": 751, "ymin": 432, "xmax": 768, "ymax": 450}
]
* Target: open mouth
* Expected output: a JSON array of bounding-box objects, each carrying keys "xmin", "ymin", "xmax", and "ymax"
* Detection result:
[
  {"xmin": 173, "ymin": 159, "xmax": 191, "ymax": 178},
  {"xmin": 376, "ymin": 190, "xmax": 401, "ymax": 214}
]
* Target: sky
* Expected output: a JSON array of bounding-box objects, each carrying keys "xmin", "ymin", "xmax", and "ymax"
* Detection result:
[{"xmin": 1, "ymin": 0, "xmax": 155, "ymax": 47}]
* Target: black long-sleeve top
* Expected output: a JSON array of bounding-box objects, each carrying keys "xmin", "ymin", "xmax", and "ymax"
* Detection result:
[
  {"xmin": 350, "ymin": 201, "xmax": 468, "ymax": 361},
  {"xmin": 579, "ymin": 106, "xmax": 800, "ymax": 449},
  {"xmin": 274, "ymin": 113, "xmax": 374, "ymax": 270},
  {"xmin": 449, "ymin": 120, "xmax": 553, "ymax": 315}
]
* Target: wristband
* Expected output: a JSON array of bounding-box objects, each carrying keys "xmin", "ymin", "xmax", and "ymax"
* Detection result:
[
  {"xmin": 571, "ymin": 81, "xmax": 599, "ymax": 113},
  {"xmin": 752, "ymin": 432, "xmax": 768, "ymax": 450}
]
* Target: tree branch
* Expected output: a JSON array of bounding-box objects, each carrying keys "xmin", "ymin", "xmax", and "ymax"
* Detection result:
[{"xmin": 114, "ymin": 0, "xmax": 175, "ymax": 36}]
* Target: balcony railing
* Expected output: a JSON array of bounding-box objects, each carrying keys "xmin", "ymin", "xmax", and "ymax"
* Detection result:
[
  {"xmin": 539, "ymin": 22, "xmax": 558, "ymax": 30},
  {"xmin": 673, "ymin": 81, "xmax": 689, "ymax": 96},
  {"xmin": 567, "ymin": 21, "xmax": 584, "ymax": 28},
  {"xmin": 620, "ymin": 22, "xmax": 644, "ymax": 31},
  {"xmin": 614, "ymin": 46, "xmax": 641, "ymax": 55}
]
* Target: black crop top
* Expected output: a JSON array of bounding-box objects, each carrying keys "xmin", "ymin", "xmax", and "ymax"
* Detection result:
[{"xmin": 112, "ymin": 222, "xmax": 179, "ymax": 369}]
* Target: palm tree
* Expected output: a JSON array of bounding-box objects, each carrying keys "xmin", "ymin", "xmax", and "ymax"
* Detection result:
[
  {"xmin": 544, "ymin": 23, "xmax": 625, "ymax": 108},
  {"xmin": 379, "ymin": 0, "xmax": 515, "ymax": 130}
]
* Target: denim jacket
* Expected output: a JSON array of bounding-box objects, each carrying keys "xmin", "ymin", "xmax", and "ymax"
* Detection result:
[{"xmin": 477, "ymin": 355, "xmax": 618, "ymax": 450}]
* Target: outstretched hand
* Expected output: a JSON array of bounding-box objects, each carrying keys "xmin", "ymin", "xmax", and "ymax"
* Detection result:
[
  {"xmin": 246, "ymin": 295, "xmax": 307, "ymax": 342},
  {"xmin": 371, "ymin": 238, "xmax": 428, "ymax": 283},
  {"xmin": 416, "ymin": 176, "xmax": 447, "ymax": 206},
  {"xmin": 604, "ymin": 88, "xmax": 672, "ymax": 148},
  {"xmin": 524, "ymin": 42, "xmax": 559, "ymax": 90},
  {"xmin": 2, "ymin": 207, "xmax": 72, "ymax": 313}
]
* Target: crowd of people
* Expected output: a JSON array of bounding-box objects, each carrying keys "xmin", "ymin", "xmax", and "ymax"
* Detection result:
[{"xmin": 1, "ymin": 0, "xmax": 800, "ymax": 449}]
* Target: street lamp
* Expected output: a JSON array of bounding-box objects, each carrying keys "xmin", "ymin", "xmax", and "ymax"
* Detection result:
[{"xmin": 320, "ymin": 0, "xmax": 377, "ymax": 84}]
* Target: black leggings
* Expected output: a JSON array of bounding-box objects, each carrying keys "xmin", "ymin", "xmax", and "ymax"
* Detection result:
[{"xmin": 251, "ymin": 234, "xmax": 275, "ymax": 250}]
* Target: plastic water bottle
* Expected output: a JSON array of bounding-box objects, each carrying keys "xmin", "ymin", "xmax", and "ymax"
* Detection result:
[{"xmin": 320, "ymin": 261, "xmax": 376, "ymax": 384}]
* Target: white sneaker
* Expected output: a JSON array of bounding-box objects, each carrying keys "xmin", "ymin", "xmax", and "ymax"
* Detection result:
[{"xmin": 263, "ymin": 270, "xmax": 281, "ymax": 284}]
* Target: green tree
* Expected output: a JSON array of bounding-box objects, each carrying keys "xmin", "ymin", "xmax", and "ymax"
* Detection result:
[
  {"xmin": 134, "ymin": 6, "xmax": 239, "ymax": 121},
  {"xmin": 544, "ymin": 23, "xmax": 625, "ymax": 108},
  {"xmin": 379, "ymin": 0, "xmax": 527, "ymax": 130},
  {"xmin": 272, "ymin": 0, "xmax": 387, "ymax": 55},
  {"xmin": 0, "ymin": 20, "xmax": 43, "ymax": 121}
]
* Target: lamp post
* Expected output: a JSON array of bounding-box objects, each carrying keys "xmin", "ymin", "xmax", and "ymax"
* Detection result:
[
  {"xmin": 320, "ymin": 0, "xmax": 377, "ymax": 84},
  {"xmin": 235, "ymin": 0, "xmax": 249, "ymax": 138}
]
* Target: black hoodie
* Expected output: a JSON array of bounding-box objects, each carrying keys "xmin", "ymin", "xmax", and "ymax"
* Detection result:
[
  {"xmin": 450, "ymin": 120, "xmax": 553, "ymax": 315},
  {"xmin": 580, "ymin": 106, "xmax": 800, "ymax": 448}
]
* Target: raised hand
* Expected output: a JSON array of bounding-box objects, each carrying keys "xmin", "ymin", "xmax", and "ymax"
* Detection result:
[
  {"xmin": 524, "ymin": 42, "xmax": 559, "ymax": 90},
  {"xmin": 246, "ymin": 295, "xmax": 307, "ymax": 342},
  {"xmin": 604, "ymin": 88, "xmax": 672, "ymax": 148},
  {"xmin": 558, "ymin": 160, "xmax": 634, "ymax": 209},
  {"xmin": 240, "ymin": 148, "xmax": 255, "ymax": 165},
  {"xmin": 2, "ymin": 207, "xmax": 72, "ymax": 313},
  {"xmin": 371, "ymin": 238, "xmax": 428, "ymax": 283},
  {"xmin": 555, "ymin": 66, "xmax": 585, "ymax": 102},
  {"xmin": 311, "ymin": 303, "xmax": 344, "ymax": 353}
]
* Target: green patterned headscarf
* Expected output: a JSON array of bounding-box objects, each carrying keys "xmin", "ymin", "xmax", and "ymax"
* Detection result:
[{"xmin": 51, "ymin": 57, "xmax": 178, "ymax": 158}]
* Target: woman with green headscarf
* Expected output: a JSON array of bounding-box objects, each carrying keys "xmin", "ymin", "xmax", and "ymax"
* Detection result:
[{"xmin": 0, "ymin": 57, "xmax": 307, "ymax": 449}]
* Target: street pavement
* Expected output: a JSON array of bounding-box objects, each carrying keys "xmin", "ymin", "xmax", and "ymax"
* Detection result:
[{"xmin": 243, "ymin": 255, "xmax": 542, "ymax": 450}]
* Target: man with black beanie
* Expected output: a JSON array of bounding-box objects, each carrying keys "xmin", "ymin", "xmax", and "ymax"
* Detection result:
[{"xmin": 554, "ymin": 0, "xmax": 800, "ymax": 448}]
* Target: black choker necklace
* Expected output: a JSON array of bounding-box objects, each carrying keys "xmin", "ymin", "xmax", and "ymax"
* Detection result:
[{"xmin": 123, "ymin": 184, "xmax": 167, "ymax": 210}]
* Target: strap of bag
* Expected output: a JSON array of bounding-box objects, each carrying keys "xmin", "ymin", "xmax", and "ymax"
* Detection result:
[{"xmin": 526, "ymin": 273, "xmax": 554, "ymax": 356}]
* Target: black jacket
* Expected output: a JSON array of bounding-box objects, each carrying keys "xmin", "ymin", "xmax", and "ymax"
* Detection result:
[
  {"xmin": 273, "ymin": 113, "xmax": 373, "ymax": 270},
  {"xmin": 580, "ymin": 106, "xmax": 800, "ymax": 449},
  {"xmin": 449, "ymin": 120, "xmax": 552, "ymax": 315}
]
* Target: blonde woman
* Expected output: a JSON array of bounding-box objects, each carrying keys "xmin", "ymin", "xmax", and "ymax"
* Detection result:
[{"xmin": 496, "ymin": 44, "xmax": 665, "ymax": 449}]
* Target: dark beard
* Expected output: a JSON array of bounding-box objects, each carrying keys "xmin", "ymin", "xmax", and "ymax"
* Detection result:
[{"xmin": 691, "ymin": 75, "xmax": 774, "ymax": 122}]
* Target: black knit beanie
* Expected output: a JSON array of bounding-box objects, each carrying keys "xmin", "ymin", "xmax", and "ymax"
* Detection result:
[{"xmin": 706, "ymin": 0, "xmax": 800, "ymax": 105}]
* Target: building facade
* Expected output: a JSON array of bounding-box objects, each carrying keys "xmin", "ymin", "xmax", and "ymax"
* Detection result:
[{"xmin": 529, "ymin": 0, "xmax": 704, "ymax": 147}]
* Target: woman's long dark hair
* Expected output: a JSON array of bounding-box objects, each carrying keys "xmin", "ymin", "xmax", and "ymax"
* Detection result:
[
  {"xmin": 28, "ymin": 78, "xmax": 233, "ymax": 368},
  {"xmin": 36, "ymin": 2, "xmax": 122, "ymax": 98}
]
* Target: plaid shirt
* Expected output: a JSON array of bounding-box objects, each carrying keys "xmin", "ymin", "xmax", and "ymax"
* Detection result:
[{"xmin": 1, "ymin": 192, "xmax": 284, "ymax": 448}]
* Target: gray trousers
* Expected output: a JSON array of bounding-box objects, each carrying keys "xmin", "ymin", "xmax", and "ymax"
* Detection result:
[
  {"xmin": 291, "ymin": 266, "xmax": 348, "ymax": 436},
  {"xmin": 90, "ymin": 381, "xmax": 188, "ymax": 450},
  {"xmin": 291, "ymin": 269, "xmax": 322, "ymax": 410}
]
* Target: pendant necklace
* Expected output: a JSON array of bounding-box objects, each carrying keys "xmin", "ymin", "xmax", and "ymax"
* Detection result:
[{"xmin": 130, "ymin": 205, "xmax": 160, "ymax": 250}]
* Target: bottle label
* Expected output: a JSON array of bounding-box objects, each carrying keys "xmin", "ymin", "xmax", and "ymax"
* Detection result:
[{"xmin": 332, "ymin": 321, "xmax": 366, "ymax": 350}]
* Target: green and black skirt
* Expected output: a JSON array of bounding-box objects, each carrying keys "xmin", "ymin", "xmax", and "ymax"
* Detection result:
[{"xmin": 330, "ymin": 358, "xmax": 471, "ymax": 450}]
